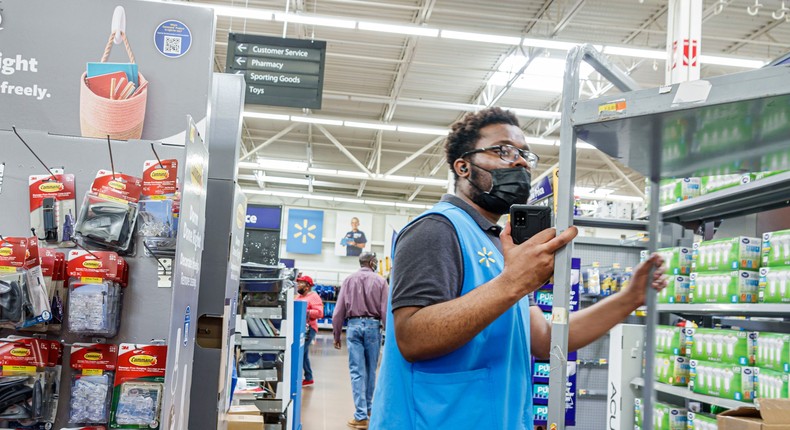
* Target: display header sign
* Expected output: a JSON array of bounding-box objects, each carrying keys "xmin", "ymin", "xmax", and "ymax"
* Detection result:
[
  {"xmin": 529, "ymin": 175, "xmax": 554, "ymax": 204},
  {"xmin": 226, "ymin": 33, "xmax": 326, "ymax": 109},
  {"xmin": 246, "ymin": 205, "xmax": 282, "ymax": 230}
]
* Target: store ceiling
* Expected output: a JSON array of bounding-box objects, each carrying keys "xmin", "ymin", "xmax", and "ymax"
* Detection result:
[{"xmin": 187, "ymin": 0, "xmax": 789, "ymax": 209}]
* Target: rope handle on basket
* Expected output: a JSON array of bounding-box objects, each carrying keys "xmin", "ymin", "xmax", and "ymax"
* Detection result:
[{"xmin": 101, "ymin": 31, "xmax": 136, "ymax": 64}]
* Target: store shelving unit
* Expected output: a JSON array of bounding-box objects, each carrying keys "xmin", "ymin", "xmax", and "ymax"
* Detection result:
[
  {"xmin": 551, "ymin": 43, "xmax": 790, "ymax": 429},
  {"xmin": 657, "ymin": 304, "xmax": 790, "ymax": 316},
  {"xmin": 630, "ymin": 378, "xmax": 752, "ymax": 410}
]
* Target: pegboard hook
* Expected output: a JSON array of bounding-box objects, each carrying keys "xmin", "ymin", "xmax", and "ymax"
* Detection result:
[{"xmin": 747, "ymin": 0, "xmax": 763, "ymax": 16}]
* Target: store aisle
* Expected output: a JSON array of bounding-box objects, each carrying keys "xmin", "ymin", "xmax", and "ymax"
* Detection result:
[{"xmin": 301, "ymin": 330, "xmax": 357, "ymax": 430}]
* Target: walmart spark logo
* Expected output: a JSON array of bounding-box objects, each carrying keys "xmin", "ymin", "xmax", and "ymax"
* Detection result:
[
  {"xmin": 477, "ymin": 247, "xmax": 496, "ymax": 267},
  {"xmin": 293, "ymin": 219, "xmax": 317, "ymax": 244}
]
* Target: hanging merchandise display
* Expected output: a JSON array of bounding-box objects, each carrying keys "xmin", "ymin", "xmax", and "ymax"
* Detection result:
[
  {"xmin": 110, "ymin": 343, "xmax": 167, "ymax": 429},
  {"xmin": 138, "ymin": 159, "xmax": 179, "ymax": 258},
  {"xmin": 69, "ymin": 343, "xmax": 118, "ymax": 425},
  {"xmin": 66, "ymin": 250, "xmax": 128, "ymax": 338},
  {"xmin": 74, "ymin": 171, "xmax": 143, "ymax": 253},
  {"xmin": 28, "ymin": 171, "xmax": 77, "ymax": 246},
  {"xmin": 0, "ymin": 237, "xmax": 52, "ymax": 328},
  {"xmin": 39, "ymin": 247, "xmax": 68, "ymax": 332},
  {"xmin": 0, "ymin": 337, "xmax": 62, "ymax": 428}
]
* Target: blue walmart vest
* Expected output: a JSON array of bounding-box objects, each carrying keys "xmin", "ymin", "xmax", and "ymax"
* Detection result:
[{"xmin": 370, "ymin": 201, "xmax": 533, "ymax": 430}]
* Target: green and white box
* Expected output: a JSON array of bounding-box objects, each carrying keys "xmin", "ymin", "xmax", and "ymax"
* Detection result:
[
  {"xmin": 762, "ymin": 229, "xmax": 790, "ymax": 268},
  {"xmin": 653, "ymin": 402, "xmax": 687, "ymax": 430},
  {"xmin": 692, "ymin": 237, "xmax": 761, "ymax": 272},
  {"xmin": 689, "ymin": 360, "xmax": 756, "ymax": 402},
  {"xmin": 659, "ymin": 178, "xmax": 701, "ymax": 207},
  {"xmin": 689, "ymin": 328, "xmax": 752, "ymax": 365},
  {"xmin": 755, "ymin": 367, "xmax": 790, "ymax": 399},
  {"xmin": 655, "ymin": 353, "xmax": 690, "ymax": 386},
  {"xmin": 659, "ymin": 276, "xmax": 691, "ymax": 304},
  {"xmin": 753, "ymin": 332, "xmax": 790, "ymax": 372},
  {"xmin": 687, "ymin": 412, "xmax": 718, "ymax": 430},
  {"xmin": 656, "ymin": 325, "xmax": 685, "ymax": 355},
  {"xmin": 635, "ymin": 398, "xmax": 644, "ymax": 429},
  {"xmin": 758, "ymin": 267, "xmax": 790, "ymax": 303},
  {"xmin": 690, "ymin": 271, "xmax": 759, "ymax": 304},
  {"xmin": 658, "ymin": 247, "xmax": 693, "ymax": 275},
  {"xmin": 699, "ymin": 173, "xmax": 752, "ymax": 195}
]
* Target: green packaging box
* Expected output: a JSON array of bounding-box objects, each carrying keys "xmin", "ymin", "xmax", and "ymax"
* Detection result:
[
  {"xmin": 761, "ymin": 229, "xmax": 790, "ymax": 268},
  {"xmin": 653, "ymin": 402, "xmax": 688, "ymax": 430},
  {"xmin": 659, "ymin": 276, "xmax": 690, "ymax": 304},
  {"xmin": 692, "ymin": 237, "xmax": 761, "ymax": 272},
  {"xmin": 688, "ymin": 328, "xmax": 752, "ymax": 365},
  {"xmin": 755, "ymin": 367, "xmax": 790, "ymax": 399},
  {"xmin": 758, "ymin": 267, "xmax": 790, "ymax": 303},
  {"xmin": 656, "ymin": 325, "xmax": 685, "ymax": 355},
  {"xmin": 658, "ymin": 178, "xmax": 701, "ymax": 208},
  {"xmin": 690, "ymin": 271, "xmax": 759, "ymax": 304},
  {"xmin": 687, "ymin": 412, "xmax": 717, "ymax": 430},
  {"xmin": 699, "ymin": 173, "xmax": 752, "ymax": 195},
  {"xmin": 689, "ymin": 360, "xmax": 755, "ymax": 402},
  {"xmin": 658, "ymin": 247, "xmax": 693, "ymax": 275},
  {"xmin": 635, "ymin": 398, "xmax": 643, "ymax": 429},
  {"xmin": 754, "ymin": 170, "xmax": 789, "ymax": 181},
  {"xmin": 753, "ymin": 332, "xmax": 790, "ymax": 372},
  {"xmin": 655, "ymin": 353, "xmax": 690, "ymax": 386}
]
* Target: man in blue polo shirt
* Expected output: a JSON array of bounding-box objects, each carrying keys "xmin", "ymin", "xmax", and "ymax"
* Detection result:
[{"xmin": 369, "ymin": 107, "xmax": 667, "ymax": 430}]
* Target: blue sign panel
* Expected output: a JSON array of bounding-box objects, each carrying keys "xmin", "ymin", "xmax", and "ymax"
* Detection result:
[
  {"xmin": 529, "ymin": 175, "xmax": 554, "ymax": 203},
  {"xmin": 246, "ymin": 205, "xmax": 282, "ymax": 229}
]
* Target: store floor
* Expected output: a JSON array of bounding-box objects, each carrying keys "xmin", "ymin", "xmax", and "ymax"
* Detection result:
[{"xmin": 301, "ymin": 330, "xmax": 360, "ymax": 430}]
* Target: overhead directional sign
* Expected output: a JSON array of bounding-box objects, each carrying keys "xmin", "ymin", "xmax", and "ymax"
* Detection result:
[{"xmin": 226, "ymin": 33, "xmax": 326, "ymax": 109}]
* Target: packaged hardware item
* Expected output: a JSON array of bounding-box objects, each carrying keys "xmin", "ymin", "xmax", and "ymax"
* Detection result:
[
  {"xmin": 758, "ymin": 267, "xmax": 790, "ymax": 303},
  {"xmin": 753, "ymin": 332, "xmax": 790, "ymax": 371},
  {"xmin": 690, "ymin": 271, "xmax": 759, "ymax": 304},
  {"xmin": 755, "ymin": 368, "xmax": 789, "ymax": 399},
  {"xmin": 761, "ymin": 229, "xmax": 790, "ymax": 268},
  {"xmin": 600, "ymin": 264, "xmax": 623, "ymax": 296},
  {"xmin": 0, "ymin": 237, "xmax": 52, "ymax": 328},
  {"xmin": 687, "ymin": 411, "xmax": 718, "ymax": 430},
  {"xmin": 139, "ymin": 159, "xmax": 179, "ymax": 257},
  {"xmin": 654, "ymin": 354, "xmax": 690, "ymax": 386},
  {"xmin": 659, "ymin": 276, "xmax": 691, "ymax": 304},
  {"xmin": 0, "ymin": 337, "xmax": 61, "ymax": 428},
  {"xmin": 689, "ymin": 328, "xmax": 752, "ymax": 365},
  {"xmin": 29, "ymin": 171, "xmax": 77, "ymax": 246},
  {"xmin": 657, "ymin": 247, "xmax": 693, "ymax": 275},
  {"xmin": 585, "ymin": 263, "xmax": 601, "ymax": 295},
  {"xmin": 653, "ymin": 402, "xmax": 688, "ymax": 430},
  {"xmin": 67, "ymin": 250, "xmax": 128, "ymax": 338},
  {"xmin": 37, "ymin": 247, "xmax": 68, "ymax": 333},
  {"xmin": 656, "ymin": 325, "xmax": 685, "ymax": 356},
  {"xmin": 110, "ymin": 343, "xmax": 167, "ymax": 429},
  {"xmin": 689, "ymin": 360, "xmax": 755, "ymax": 401},
  {"xmin": 692, "ymin": 237, "xmax": 761, "ymax": 272},
  {"xmin": 74, "ymin": 171, "xmax": 143, "ymax": 253},
  {"xmin": 658, "ymin": 178, "xmax": 700, "ymax": 207},
  {"xmin": 699, "ymin": 173, "xmax": 752, "ymax": 195},
  {"xmin": 69, "ymin": 343, "xmax": 118, "ymax": 425}
]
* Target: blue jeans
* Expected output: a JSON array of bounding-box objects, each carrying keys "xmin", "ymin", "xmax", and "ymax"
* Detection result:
[
  {"xmin": 346, "ymin": 318, "xmax": 381, "ymax": 421},
  {"xmin": 304, "ymin": 327, "xmax": 317, "ymax": 381}
]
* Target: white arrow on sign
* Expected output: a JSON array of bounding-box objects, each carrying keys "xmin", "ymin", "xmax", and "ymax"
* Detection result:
[
  {"xmin": 236, "ymin": 57, "xmax": 247, "ymax": 66},
  {"xmin": 236, "ymin": 43, "xmax": 248, "ymax": 53},
  {"xmin": 235, "ymin": 71, "xmax": 245, "ymax": 75}
]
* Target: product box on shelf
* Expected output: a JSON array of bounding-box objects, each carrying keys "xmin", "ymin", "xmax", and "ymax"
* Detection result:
[
  {"xmin": 687, "ymin": 411, "xmax": 718, "ymax": 430},
  {"xmin": 761, "ymin": 229, "xmax": 790, "ymax": 268},
  {"xmin": 692, "ymin": 237, "xmax": 761, "ymax": 272},
  {"xmin": 110, "ymin": 343, "xmax": 167, "ymax": 429},
  {"xmin": 689, "ymin": 360, "xmax": 755, "ymax": 402},
  {"xmin": 699, "ymin": 173, "xmax": 752, "ymax": 195},
  {"xmin": 640, "ymin": 401, "xmax": 687, "ymax": 430},
  {"xmin": 690, "ymin": 271, "xmax": 759, "ymax": 304},
  {"xmin": 717, "ymin": 399, "xmax": 790, "ymax": 429},
  {"xmin": 659, "ymin": 276, "xmax": 691, "ymax": 304},
  {"xmin": 227, "ymin": 414, "xmax": 264, "ymax": 430},
  {"xmin": 658, "ymin": 178, "xmax": 701, "ymax": 207},
  {"xmin": 753, "ymin": 332, "xmax": 790, "ymax": 372},
  {"xmin": 658, "ymin": 247, "xmax": 693, "ymax": 275},
  {"xmin": 689, "ymin": 328, "xmax": 752, "ymax": 365},
  {"xmin": 755, "ymin": 368, "xmax": 789, "ymax": 399},
  {"xmin": 655, "ymin": 353, "xmax": 690, "ymax": 386},
  {"xmin": 758, "ymin": 267, "xmax": 790, "ymax": 303},
  {"xmin": 656, "ymin": 325, "xmax": 685, "ymax": 355}
]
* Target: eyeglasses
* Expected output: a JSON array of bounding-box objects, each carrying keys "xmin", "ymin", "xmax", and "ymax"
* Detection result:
[{"xmin": 460, "ymin": 144, "xmax": 540, "ymax": 168}]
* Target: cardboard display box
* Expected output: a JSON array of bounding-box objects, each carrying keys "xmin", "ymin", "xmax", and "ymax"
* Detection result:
[
  {"xmin": 655, "ymin": 353, "xmax": 691, "ymax": 386},
  {"xmin": 693, "ymin": 237, "xmax": 761, "ymax": 272},
  {"xmin": 689, "ymin": 327, "xmax": 752, "ymax": 365},
  {"xmin": 690, "ymin": 271, "xmax": 759, "ymax": 304},
  {"xmin": 754, "ymin": 332, "xmax": 790, "ymax": 372},
  {"xmin": 657, "ymin": 247, "xmax": 693, "ymax": 276},
  {"xmin": 717, "ymin": 398, "xmax": 790, "ymax": 429},
  {"xmin": 228, "ymin": 413, "xmax": 265, "ymax": 430},
  {"xmin": 228, "ymin": 405, "xmax": 262, "ymax": 416},
  {"xmin": 658, "ymin": 276, "xmax": 691, "ymax": 304},
  {"xmin": 690, "ymin": 360, "xmax": 756, "ymax": 402},
  {"xmin": 759, "ymin": 267, "xmax": 790, "ymax": 304},
  {"xmin": 762, "ymin": 229, "xmax": 790, "ymax": 268}
]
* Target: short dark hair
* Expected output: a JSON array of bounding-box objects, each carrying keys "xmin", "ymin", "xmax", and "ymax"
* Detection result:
[
  {"xmin": 445, "ymin": 107, "xmax": 521, "ymax": 179},
  {"xmin": 359, "ymin": 252, "xmax": 376, "ymax": 267}
]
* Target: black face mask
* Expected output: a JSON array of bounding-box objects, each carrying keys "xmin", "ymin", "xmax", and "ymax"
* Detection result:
[{"xmin": 467, "ymin": 164, "xmax": 532, "ymax": 215}]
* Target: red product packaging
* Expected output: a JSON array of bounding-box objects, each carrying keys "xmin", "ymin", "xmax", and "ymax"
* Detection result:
[
  {"xmin": 28, "ymin": 172, "xmax": 77, "ymax": 246},
  {"xmin": 142, "ymin": 159, "xmax": 178, "ymax": 198},
  {"xmin": 69, "ymin": 343, "xmax": 118, "ymax": 425},
  {"xmin": 67, "ymin": 251, "xmax": 127, "ymax": 338},
  {"xmin": 0, "ymin": 237, "xmax": 52, "ymax": 328},
  {"xmin": 110, "ymin": 344, "xmax": 167, "ymax": 429}
]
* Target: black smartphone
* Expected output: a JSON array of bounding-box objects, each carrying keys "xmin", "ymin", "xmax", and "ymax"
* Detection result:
[{"xmin": 509, "ymin": 205, "xmax": 552, "ymax": 245}]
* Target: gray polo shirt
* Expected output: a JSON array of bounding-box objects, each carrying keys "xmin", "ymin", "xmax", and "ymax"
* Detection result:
[{"xmin": 391, "ymin": 194, "xmax": 536, "ymax": 310}]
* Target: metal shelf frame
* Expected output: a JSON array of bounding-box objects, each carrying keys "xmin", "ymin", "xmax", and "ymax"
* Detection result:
[
  {"xmin": 658, "ymin": 303, "xmax": 790, "ymax": 316},
  {"xmin": 553, "ymin": 43, "xmax": 790, "ymax": 430},
  {"xmin": 631, "ymin": 378, "xmax": 753, "ymax": 410}
]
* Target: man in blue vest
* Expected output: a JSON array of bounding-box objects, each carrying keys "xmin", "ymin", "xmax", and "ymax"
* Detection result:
[{"xmin": 369, "ymin": 107, "xmax": 667, "ymax": 430}]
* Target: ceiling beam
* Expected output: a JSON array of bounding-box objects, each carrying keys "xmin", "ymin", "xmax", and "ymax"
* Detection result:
[
  {"xmin": 315, "ymin": 125, "xmax": 372, "ymax": 175},
  {"xmin": 384, "ymin": 136, "xmax": 444, "ymax": 176},
  {"xmin": 239, "ymin": 123, "xmax": 298, "ymax": 161}
]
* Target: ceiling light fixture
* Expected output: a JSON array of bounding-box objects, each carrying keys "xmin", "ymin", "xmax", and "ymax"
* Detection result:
[
  {"xmin": 344, "ymin": 121, "xmax": 397, "ymax": 131},
  {"xmin": 273, "ymin": 12, "xmax": 357, "ymax": 29},
  {"xmin": 357, "ymin": 21, "xmax": 439, "ymax": 37},
  {"xmin": 290, "ymin": 116, "xmax": 344, "ymax": 126},
  {"xmin": 440, "ymin": 30, "xmax": 521, "ymax": 45}
]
